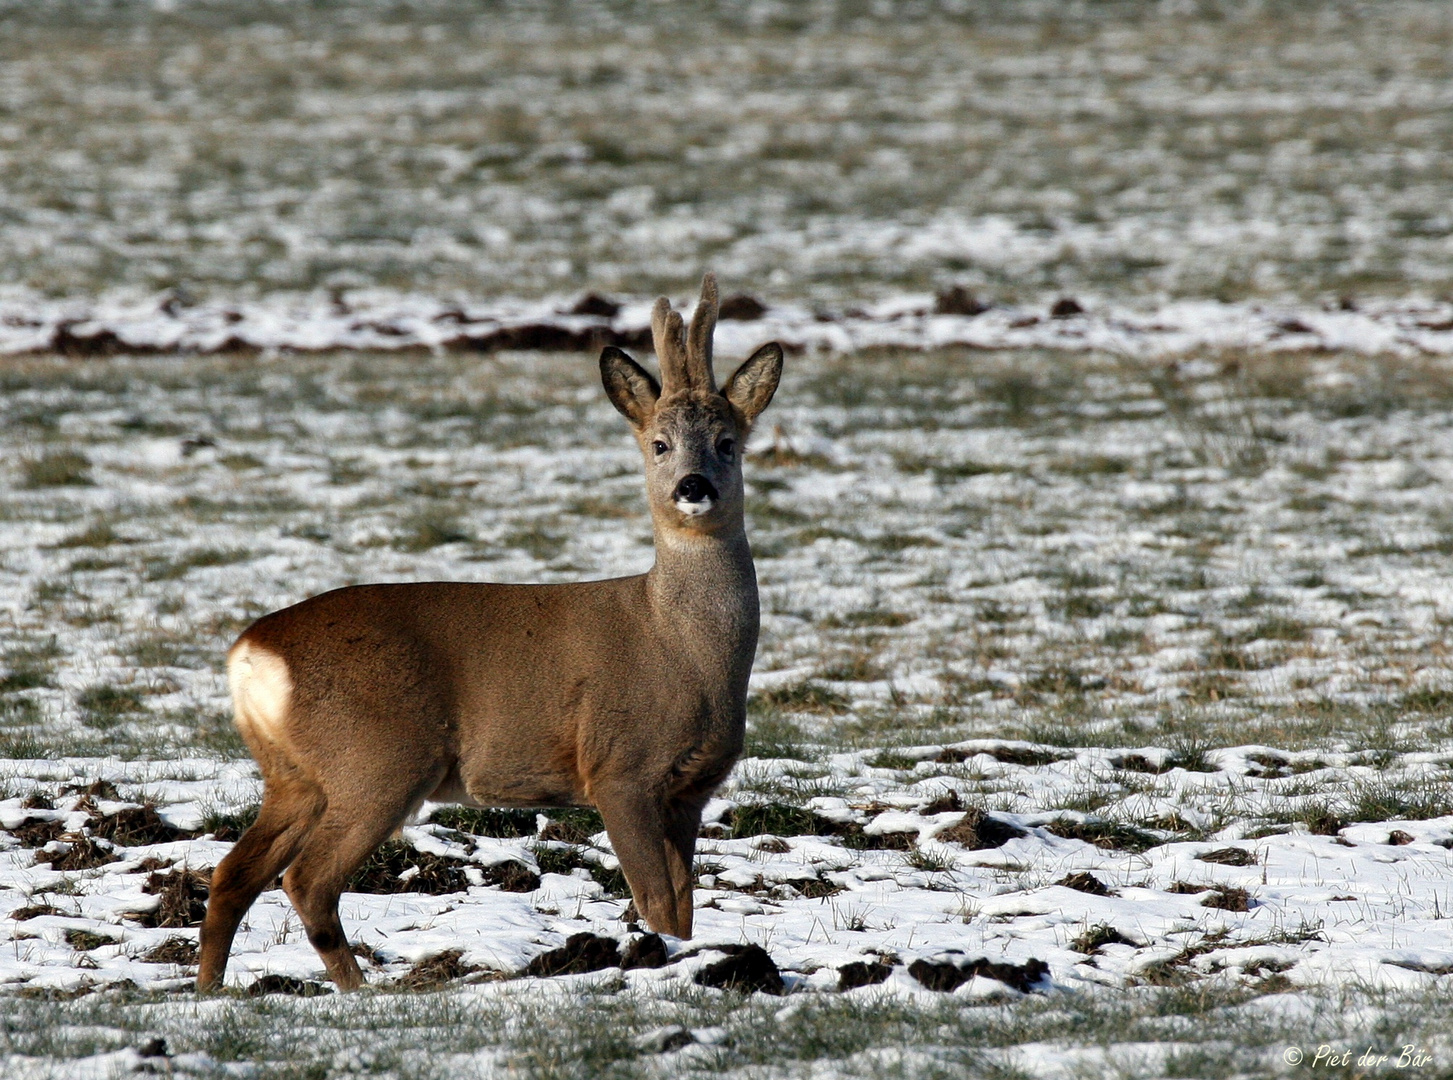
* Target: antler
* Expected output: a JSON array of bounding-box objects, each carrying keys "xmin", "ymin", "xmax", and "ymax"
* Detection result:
[
  {"xmin": 650, "ymin": 297, "xmax": 688, "ymax": 391},
  {"xmin": 652, "ymin": 273, "xmax": 719, "ymax": 392},
  {"xmin": 686, "ymin": 272, "xmax": 718, "ymax": 391}
]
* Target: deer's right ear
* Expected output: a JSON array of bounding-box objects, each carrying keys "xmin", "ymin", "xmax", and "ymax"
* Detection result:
[{"xmin": 600, "ymin": 346, "xmax": 662, "ymax": 428}]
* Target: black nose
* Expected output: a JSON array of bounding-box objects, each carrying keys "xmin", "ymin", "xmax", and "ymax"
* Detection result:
[{"xmin": 673, "ymin": 474, "xmax": 718, "ymax": 503}]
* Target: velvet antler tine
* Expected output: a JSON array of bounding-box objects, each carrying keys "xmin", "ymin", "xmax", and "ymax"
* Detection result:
[
  {"xmin": 651, "ymin": 297, "xmax": 689, "ymax": 390},
  {"xmin": 685, "ymin": 272, "xmax": 718, "ymax": 391}
]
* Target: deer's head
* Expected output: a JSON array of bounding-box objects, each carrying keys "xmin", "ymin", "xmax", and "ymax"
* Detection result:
[{"xmin": 601, "ymin": 273, "xmax": 782, "ymax": 538}]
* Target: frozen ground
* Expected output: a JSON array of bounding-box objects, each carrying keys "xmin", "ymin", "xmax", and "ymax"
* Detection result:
[
  {"xmin": 1, "ymin": 1, "xmax": 1452, "ymax": 303},
  {"xmin": 1, "ymin": 344, "xmax": 1452, "ymax": 1077},
  {"xmin": 3, "ymin": 1, "xmax": 1453, "ymax": 1075}
]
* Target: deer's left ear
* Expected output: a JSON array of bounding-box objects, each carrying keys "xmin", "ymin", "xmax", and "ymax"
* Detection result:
[
  {"xmin": 722, "ymin": 342, "xmax": 783, "ymax": 428},
  {"xmin": 600, "ymin": 346, "xmax": 661, "ymax": 428}
]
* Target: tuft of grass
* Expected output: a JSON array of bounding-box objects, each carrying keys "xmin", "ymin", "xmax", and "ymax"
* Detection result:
[
  {"xmin": 536, "ymin": 808, "xmax": 605, "ymax": 845},
  {"xmin": 200, "ymin": 803, "xmax": 260, "ymax": 841},
  {"xmin": 75, "ymin": 685, "xmax": 144, "ymax": 730},
  {"xmin": 817, "ymin": 654, "xmax": 888, "ymax": 682},
  {"xmin": 819, "ymin": 609, "xmax": 913, "ymax": 629},
  {"xmin": 0, "ymin": 666, "xmax": 52, "ymax": 693},
  {"xmin": 1045, "ymin": 817, "xmax": 1163, "ymax": 854},
  {"xmin": 754, "ymin": 682, "xmax": 851, "ymax": 716},
  {"xmin": 430, "ymin": 806, "xmax": 537, "ymax": 838},
  {"xmin": 54, "ymin": 522, "xmax": 121, "ymax": 548},
  {"xmin": 1400, "ymin": 687, "xmax": 1453, "ymax": 714},
  {"xmin": 499, "ymin": 527, "xmax": 566, "ymax": 562},
  {"xmin": 742, "ymin": 712, "xmax": 813, "ymax": 761},
  {"xmin": 23, "ymin": 451, "xmax": 92, "ymax": 488},
  {"xmin": 729, "ymin": 803, "xmax": 821, "ymax": 840},
  {"xmin": 63, "ymin": 929, "xmax": 116, "ymax": 952},
  {"xmin": 867, "ymin": 750, "xmax": 919, "ymax": 771},
  {"xmin": 1346, "ymin": 776, "xmax": 1453, "ymax": 823},
  {"xmin": 145, "ymin": 548, "xmax": 251, "ymax": 581},
  {"xmin": 186, "ymin": 709, "xmax": 249, "ymax": 758},
  {"xmin": 394, "ymin": 510, "xmax": 472, "ymax": 551},
  {"xmin": 1071, "ymin": 923, "xmax": 1136, "ymax": 954}
]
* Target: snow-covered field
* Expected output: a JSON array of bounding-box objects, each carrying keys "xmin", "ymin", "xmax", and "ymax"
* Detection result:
[
  {"xmin": 4, "ymin": 1, "xmax": 1453, "ymax": 1076},
  {"xmin": 2, "ymin": 1, "xmax": 1452, "ymax": 305},
  {"xmin": 2, "ymin": 343, "xmax": 1452, "ymax": 1077}
]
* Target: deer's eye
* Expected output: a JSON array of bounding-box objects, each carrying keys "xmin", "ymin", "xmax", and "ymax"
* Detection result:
[
  {"xmin": 651, "ymin": 440, "xmax": 669, "ymax": 456},
  {"xmin": 718, "ymin": 438, "xmax": 736, "ymax": 459}
]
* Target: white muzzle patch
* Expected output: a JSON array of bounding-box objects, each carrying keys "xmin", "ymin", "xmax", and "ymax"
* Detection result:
[{"xmin": 675, "ymin": 497, "xmax": 714, "ymax": 516}]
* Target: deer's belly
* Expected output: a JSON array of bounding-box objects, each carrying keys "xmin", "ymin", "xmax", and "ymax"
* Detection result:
[{"xmin": 447, "ymin": 739, "xmax": 586, "ymax": 808}]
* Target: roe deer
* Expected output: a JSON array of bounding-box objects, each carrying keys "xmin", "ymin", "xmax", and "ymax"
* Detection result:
[{"xmin": 197, "ymin": 274, "xmax": 783, "ymax": 991}]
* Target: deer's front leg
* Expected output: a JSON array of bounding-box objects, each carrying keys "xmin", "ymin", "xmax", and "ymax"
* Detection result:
[
  {"xmin": 662, "ymin": 799, "xmax": 704, "ymax": 939},
  {"xmin": 594, "ymin": 783, "xmax": 690, "ymax": 937}
]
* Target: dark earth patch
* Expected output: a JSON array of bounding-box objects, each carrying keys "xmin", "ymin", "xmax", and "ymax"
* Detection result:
[
  {"xmin": 693, "ymin": 944, "xmax": 785, "ymax": 996},
  {"xmin": 908, "ymin": 955, "xmax": 1049, "ymax": 994}
]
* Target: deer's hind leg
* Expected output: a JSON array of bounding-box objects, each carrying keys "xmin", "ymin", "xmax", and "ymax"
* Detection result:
[
  {"xmin": 280, "ymin": 761, "xmax": 445, "ymax": 990},
  {"xmin": 197, "ymin": 765, "xmax": 326, "ymax": 992}
]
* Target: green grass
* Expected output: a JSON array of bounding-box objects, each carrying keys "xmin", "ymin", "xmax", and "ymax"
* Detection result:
[
  {"xmin": 394, "ymin": 510, "xmax": 472, "ymax": 552},
  {"xmin": 144, "ymin": 548, "xmax": 252, "ymax": 581},
  {"xmin": 753, "ymin": 683, "xmax": 852, "ymax": 716},
  {"xmin": 75, "ymin": 684, "xmax": 145, "ymax": 730},
  {"xmin": 0, "ymin": 2, "xmax": 1451, "ymax": 305},
  {"xmin": 1, "ymin": 334, "xmax": 1453, "ymax": 1071},
  {"xmin": 0, "ymin": 979, "xmax": 1451, "ymax": 1079},
  {"xmin": 22, "ymin": 451, "xmax": 92, "ymax": 488}
]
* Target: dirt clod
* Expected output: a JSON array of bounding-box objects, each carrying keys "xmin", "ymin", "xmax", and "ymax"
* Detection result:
[
  {"xmin": 445, "ymin": 324, "xmax": 651, "ymax": 354},
  {"xmin": 837, "ymin": 960, "xmax": 893, "ymax": 991},
  {"xmin": 9, "ymin": 904, "xmax": 62, "ymax": 921},
  {"xmin": 1056, "ymin": 871, "xmax": 1111, "ymax": 895},
  {"xmin": 908, "ymin": 955, "xmax": 1049, "ymax": 994},
  {"xmin": 1071, "ymin": 924, "xmax": 1136, "ymax": 954},
  {"xmin": 524, "ymin": 932, "xmax": 622, "ymax": 977},
  {"xmin": 91, "ymin": 805, "xmax": 185, "ymax": 846},
  {"xmin": 620, "ymin": 933, "xmax": 669, "ymax": 970},
  {"xmin": 1044, "ymin": 818, "xmax": 1160, "ymax": 853},
  {"xmin": 719, "ymin": 294, "xmax": 768, "ymax": 320},
  {"xmin": 480, "ymin": 861, "xmax": 540, "ymax": 893},
  {"xmin": 36, "ymin": 836, "xmax": 118, "ymax": 870},
  {"xmin": 920, "ymin": 791, "xmax": 962, "ymax": 815},
  {"xmin": 936, "ymin": 808, "xmax": 1027, "ymax": 850},
  {"xmin": 346, "ymin": 841, "xmax": 475, "ymax": 895},
  {"xmin": 693, "ymin": 944, "xmax": 785, "ymax": 995},
  {"xmin": 135, "ymin": 867, "xmax": 209, "ymax": 928},
  {"xmin": 61, "ymin": 780, "xmax": 120, "ymax": 800},
  {"xmin": 933, "ymin": 286, "xmax": 988, "ymax": 317},
  {"xmin": 402, "ymin": 949, "xmax": 489, "ymax": 988},
  {"xmin": 11, "ymin": 819, "xmax": 65, "ymax": 847},
  {"xmin": 245, "ymin": 974, "xmax": 330, "ymax": 997},
  {"xmin": 569, "ymin": 293, "xmax": 621, "ymax": 318},
  {"xmin": 142, "ymin": 937, "xmax": 198, "ymax": 965},
  {"xmin": 1197, "ymin": 846, "xmax": 1257, "ymax": 866},
  {"xmin": 1201, "ymin": 887, "xmax": 1253, "ymax": 912}
]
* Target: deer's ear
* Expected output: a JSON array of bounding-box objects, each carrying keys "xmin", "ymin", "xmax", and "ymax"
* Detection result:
[
  {"xmin": 722, "ymin": 342, "xmax": 783, "ymax": 427},
  {"xmin": 600, "ymin": 346, "xmax": 661, "ymax": 428}
]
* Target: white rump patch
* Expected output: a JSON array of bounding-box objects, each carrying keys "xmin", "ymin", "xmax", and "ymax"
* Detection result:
[{"xmin": 228, "ymin": 640, "xmax": 293, "ymax": 742}]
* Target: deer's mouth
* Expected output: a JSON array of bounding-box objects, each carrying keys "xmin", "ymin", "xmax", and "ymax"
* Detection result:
[{"xmin": 673, "ymin": 474, "xmax": 718, "ymax": 516}]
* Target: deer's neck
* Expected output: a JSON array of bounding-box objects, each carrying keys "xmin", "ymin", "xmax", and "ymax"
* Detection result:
[{"xmin": 646, "ymin": 523, "xmax": 759, "ymax": 689}]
